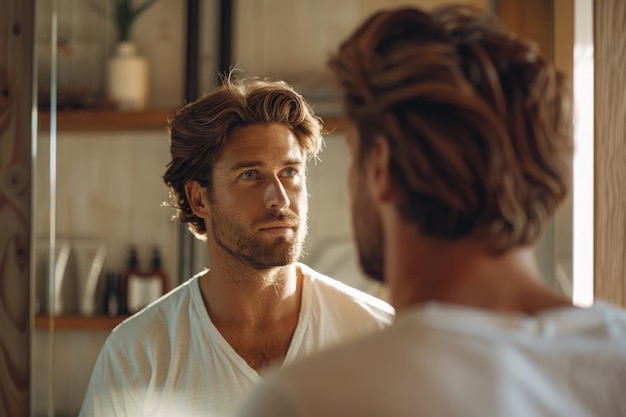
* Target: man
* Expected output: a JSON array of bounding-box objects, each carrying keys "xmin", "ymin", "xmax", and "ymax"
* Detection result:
[
  {"xmin": 237, "ymin": 5, "xmax": 626, "ymax": 417},
  {"xmin": 78, "ymin": 74, "xmax": 393, "ymax": 417}
]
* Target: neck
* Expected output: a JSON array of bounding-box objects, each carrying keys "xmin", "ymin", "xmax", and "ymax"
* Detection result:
[
  {"xmin": 198, "ymin": 245, "xmax": 302, "ymax": 330},
  {"xmin": 384, "ymin": 216, "xmax": 571, "ymax": 315},
  {"xmin": 197, "ymin": 244, "xmax": 303, "ymax": 371}
]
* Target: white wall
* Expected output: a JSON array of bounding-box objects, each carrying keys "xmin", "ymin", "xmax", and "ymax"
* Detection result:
[{"xmin": 234, "ymin": 0, "xmax": 489, "ymax": 80}]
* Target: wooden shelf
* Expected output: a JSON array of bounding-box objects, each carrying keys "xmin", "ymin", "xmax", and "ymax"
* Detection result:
[
  {"xmin": 37, "ymin": 109, "xmax": 349, "ymax": 134},
  {"xmin": 38, "ymin": 108, "xmax": 176, "ymax": 132},
  {"xmin": 34, "ymin": 314, "xmax": 129, "ymax": 331}
]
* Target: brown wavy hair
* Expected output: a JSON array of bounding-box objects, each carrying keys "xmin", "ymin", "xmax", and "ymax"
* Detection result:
[
  {"xmin": 163, "ymin": 73, "xmax": 324, "ymax": 239},
  {"xmin": 329, "ymin": 5, "xmax": 573, "ymax": 253}
]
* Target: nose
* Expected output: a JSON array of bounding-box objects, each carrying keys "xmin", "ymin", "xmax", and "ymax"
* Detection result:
[{"xmin": 265, "ymin": 179, "xmax": 290, "ymax": 210}]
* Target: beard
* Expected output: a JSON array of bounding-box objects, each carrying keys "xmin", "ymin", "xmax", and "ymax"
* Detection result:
[
  {"xmin": 352, "ymin": 176, "xmax": 385, "ymax": 283},
  {"xmin": 210, "ymin": 203, "xmax": 307, "ymax": 270}
]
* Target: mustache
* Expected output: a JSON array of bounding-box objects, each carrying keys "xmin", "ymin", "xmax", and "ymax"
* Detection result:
[{"xmin": 253, "ymin": 210, "xmax": 301, "ymax": 226}]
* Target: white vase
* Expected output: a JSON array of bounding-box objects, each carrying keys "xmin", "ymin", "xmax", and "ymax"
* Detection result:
[{"xmin": 107, "ymin": 41, "xmax": 148, "ymax": 111}]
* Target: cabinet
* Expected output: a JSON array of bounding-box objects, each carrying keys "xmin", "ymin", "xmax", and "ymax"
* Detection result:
[{"xmin": 34, "ymin": 108, "xmax": 182, "ymax": 331}]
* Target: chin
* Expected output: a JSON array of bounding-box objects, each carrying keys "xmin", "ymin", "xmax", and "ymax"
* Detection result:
[{"xmin": 250, "ymin": 242, "xmax": 303, "ymax": 269}]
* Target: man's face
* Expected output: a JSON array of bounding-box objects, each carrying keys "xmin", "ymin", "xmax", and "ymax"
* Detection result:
[
  {"xmin": 347, "ymin": 128, "xmax": 385, "ymax": 283},
  {"xmin": 207, "ymin": 123, "xmax": 308, "ymax": 269}
]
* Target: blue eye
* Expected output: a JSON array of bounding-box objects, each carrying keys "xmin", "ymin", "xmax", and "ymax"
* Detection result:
[
  {"xmin": 241, "ymin": 171, "xmax": 256, "ymax": 180},
  {"xmin": 283, "ymin": 168, "xmax": 297, "ymax": 177}
]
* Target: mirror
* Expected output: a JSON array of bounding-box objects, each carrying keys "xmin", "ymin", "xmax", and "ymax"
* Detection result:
[{"xmin": 21, "ymin": 0, "xmax": 581, "ymax": 415}]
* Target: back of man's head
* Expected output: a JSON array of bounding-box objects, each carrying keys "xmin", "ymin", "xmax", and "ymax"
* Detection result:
[{"xmin": 329, "ymin": 5, "xmax": 573, "ymax": 253}]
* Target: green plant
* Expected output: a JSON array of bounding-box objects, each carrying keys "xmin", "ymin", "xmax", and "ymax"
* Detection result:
[{"xmin": 100, "ymin": 0, "xmax": 160, "ymax": 42}]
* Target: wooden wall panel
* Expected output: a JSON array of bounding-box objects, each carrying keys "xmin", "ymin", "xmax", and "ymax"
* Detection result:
[
  {"xmin": 0, "ymin": 1, "xmax": 34, "ymax": 415},
  {"xmin": 594, "ymin": 0, "xmax": 626, "ymax": 306}
]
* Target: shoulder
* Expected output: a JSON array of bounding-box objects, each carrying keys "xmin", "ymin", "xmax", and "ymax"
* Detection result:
[
  {"xmin": 298, "ymin": 263, "xmax": 395, "ymax": 323},
  {"xmin": 105, "ymin": 274, "xmax": 201, "ymax": 356}
]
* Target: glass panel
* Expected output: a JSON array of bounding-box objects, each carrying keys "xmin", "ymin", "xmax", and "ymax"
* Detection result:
[
  {"xmin": 32, "ymin": 1, "xmax": 200, "ymax": 414},
  {"xmin": 32, "ymin": 0, "xmax": 58, "ymax": 413}
]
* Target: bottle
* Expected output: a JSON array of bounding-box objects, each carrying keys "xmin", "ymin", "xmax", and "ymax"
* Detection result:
[
  {"xmin": 121, "ymin": 246, "xmax": 141, "ymax": 314},
  {"xmin": 104, "ymin": 272, "xmax": 121, "ymax": 317},
  {"xmin": 149, "ymin": 247, "xmax": 169, "ymax": 294},
  {"xmin": 126, "ymin": 247, "xmax": 167, "ymax": 314}
]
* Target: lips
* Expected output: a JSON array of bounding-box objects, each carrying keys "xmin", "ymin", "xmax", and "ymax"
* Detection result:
[
  {"xmin": 259, "ymin": 222, "xmax": 297, "ymax": 230},
  {"xmin": 255, "ymin": 212, "xmax": 300, "ymax": 233},
  {"xmin": 258, "ymin": 223, "xmax": 298, "ymax": 234}
]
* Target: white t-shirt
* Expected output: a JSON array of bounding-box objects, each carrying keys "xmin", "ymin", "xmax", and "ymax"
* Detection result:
[
  {"xmin": 78, "ymin": 263, "xmax": 394, "ymax": 417},
  {"xmin": 238, "ymin": 301, "xmax": 626, "ymax": 417}
]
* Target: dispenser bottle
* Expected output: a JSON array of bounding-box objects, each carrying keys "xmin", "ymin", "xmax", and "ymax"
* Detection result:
[
  {"xmin": 122, "ymin": 246, "xmax": 141, "ymax": 314},
  {"xmin": 149, "ymin": 247, "xmax": 169, "ymax": 294},
  {"xmin": 104, "ymin": 272, "xmax": 121, "ymax": 317},
  {"xmin": 126, "ymin": 246, "xmax": 167, "ymax": 314}
]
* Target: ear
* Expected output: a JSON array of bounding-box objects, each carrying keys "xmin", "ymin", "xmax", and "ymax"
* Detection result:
[
  {"xmin": 367, "ymin": 135, "xmax": 394, "ymax": 203},
  {"xmin": 185, "ymin": 181, "xmax": 210, "ymax": 218}
]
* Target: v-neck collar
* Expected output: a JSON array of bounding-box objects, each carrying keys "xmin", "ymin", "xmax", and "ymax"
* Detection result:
[{"xmin": 190, "ymin": 263, "xmax": 312, "ymax": 380}]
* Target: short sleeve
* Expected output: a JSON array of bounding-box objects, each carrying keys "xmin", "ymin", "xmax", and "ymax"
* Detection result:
[{"xmin": 78, "ymin": 339, "xmax": 142, "ymax": 417}]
